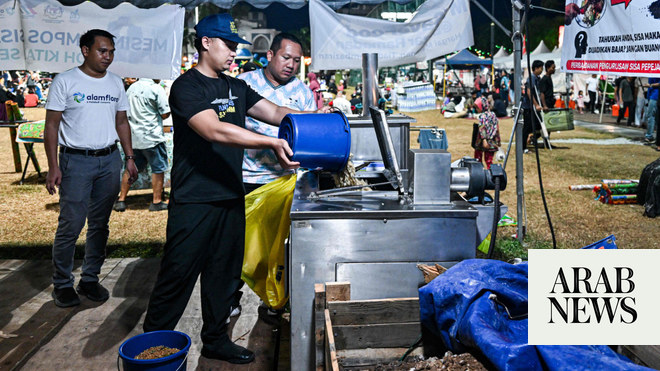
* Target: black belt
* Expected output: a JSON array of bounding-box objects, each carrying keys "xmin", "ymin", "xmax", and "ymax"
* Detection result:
[{"xmin": 60, "ymin": 144, "xmax": 118, "ymax": 157}]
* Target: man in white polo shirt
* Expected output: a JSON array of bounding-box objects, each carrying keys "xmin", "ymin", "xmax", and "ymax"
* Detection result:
[
  {"xmin": 44, "ymin": 29, "xmax": 138, "ymax": 308},
  {"xmin": 114, "ymin": 78, "xmax": 171, "ymax": 212}
]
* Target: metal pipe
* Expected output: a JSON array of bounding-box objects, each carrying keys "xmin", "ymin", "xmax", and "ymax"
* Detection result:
[
  {"xmin": 362, "ymin": 53, "xmax": 379, "ymax": 118},
  {"xmin": 512, "ymin": 1, "xmax": 525, "ymax": 243}
]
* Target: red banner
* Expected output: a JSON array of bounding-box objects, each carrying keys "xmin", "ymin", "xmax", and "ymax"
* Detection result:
[{"xmin": 566, "ymin": 59, "xmax": 660, "ymax": 74}]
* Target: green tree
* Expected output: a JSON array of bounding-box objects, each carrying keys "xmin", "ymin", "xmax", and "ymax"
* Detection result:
[{"xmin": 289, "ymin": 27, "xmax": 311, "ymax": 55}]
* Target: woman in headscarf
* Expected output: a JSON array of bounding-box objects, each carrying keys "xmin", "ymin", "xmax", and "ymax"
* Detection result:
[
  {"xmin": 307, "ymin": 72, "xmax": 324, "ymax": 109},
  {"xmin": 473, "ymin": 97, "xmax": 501, "ymax": 169}
]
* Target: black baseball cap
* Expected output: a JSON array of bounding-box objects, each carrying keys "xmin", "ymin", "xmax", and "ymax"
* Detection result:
[
  {"xmin": 195, "ymin": 13, "xmax": 251, "ymax": 45},
  {"xmin": 242, "ymin": 61, "xmax": 258, "ymax": 72}
]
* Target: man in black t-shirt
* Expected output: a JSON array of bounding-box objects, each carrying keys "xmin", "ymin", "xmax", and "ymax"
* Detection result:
[
  {"xmin": 143, "ymin": 13, "xmax": 311, "ymax": 365},
  {"xmin": 539, "ymin": 60, "xmax": 556, "ymax": 112},
  {"xmin": 522, "ymin": 60, "xmax": 544, "ymax": 152}
]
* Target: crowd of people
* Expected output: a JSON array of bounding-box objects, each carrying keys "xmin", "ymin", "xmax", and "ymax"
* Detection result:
[
  {"xmin": 0, "ymin": 70, "xmax": 51, "ymax": 108},
  {"xmin": 578, "ymin": 73, "xmax": 659, "ymax": 151}
]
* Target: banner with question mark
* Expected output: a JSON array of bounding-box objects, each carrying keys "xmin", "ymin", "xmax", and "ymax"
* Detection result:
[{"xmin": 562, "ymin": 0, "xmax": 660, "ymax": 76}]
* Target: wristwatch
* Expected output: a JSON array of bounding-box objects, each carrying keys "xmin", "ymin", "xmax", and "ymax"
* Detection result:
[{"xmin": 125, "ymin": 155, "xmax": 135, "ymax": 161}]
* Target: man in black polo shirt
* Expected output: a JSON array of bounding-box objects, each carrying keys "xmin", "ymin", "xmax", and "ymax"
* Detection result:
[{"xmin": 143, "ymin": 13, "xmax": 306, "ymax": 364}]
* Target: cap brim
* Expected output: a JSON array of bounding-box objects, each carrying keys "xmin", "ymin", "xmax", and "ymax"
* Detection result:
[
  {"xmin": 222, "ymin": 34, "xmax": 252, "ymax": 45},
  {"xmin": 196, "ymin": 32, "xmax": 252, "ymax": 45}
]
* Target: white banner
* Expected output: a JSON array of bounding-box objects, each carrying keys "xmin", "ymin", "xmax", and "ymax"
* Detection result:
[
  {"xmin": 562, "ymin": 0, "xmax": 660, "ymax": 77},
  {"xmin": 0, "ymin": 0, "xmax": 26, "ymax": 70},
  {"xmin": 0, "ymin": 0, "xmax": 183, "ymax": 79},
  {"xmin": 310, "ymin": 0, "xmax": 473, "ymax": 70}
]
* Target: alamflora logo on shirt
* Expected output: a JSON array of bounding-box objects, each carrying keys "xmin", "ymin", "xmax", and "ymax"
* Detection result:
[
  {"xmin": 73, "ymin": 92, "xmax": 119, "ymax": 104},
  {"xmin": 73, "ymin": 92, "xmax": 85, "ymax": 103}
]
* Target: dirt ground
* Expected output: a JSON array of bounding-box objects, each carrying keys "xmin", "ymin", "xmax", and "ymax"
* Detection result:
[{"xmin": 374, "ymin": 352, "xmax": 488, "ymax": 371}]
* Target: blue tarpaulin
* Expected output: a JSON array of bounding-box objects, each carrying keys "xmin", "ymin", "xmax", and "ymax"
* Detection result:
[{"xmin": 419, "ymin": 259, "xmax": 651, "ymax": 371}]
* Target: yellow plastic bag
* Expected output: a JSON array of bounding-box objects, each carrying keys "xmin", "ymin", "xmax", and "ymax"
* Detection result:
[{"xmin": 242, "ymin": 174, "xmax": 297, "ymax": 309}]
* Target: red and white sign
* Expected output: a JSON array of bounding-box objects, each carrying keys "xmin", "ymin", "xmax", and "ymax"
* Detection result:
[{"xmin": 561, "ymin": 0, "xmax": 660, "ymax": 77}]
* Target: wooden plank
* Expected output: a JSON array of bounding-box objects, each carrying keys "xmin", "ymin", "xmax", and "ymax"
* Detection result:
[
  {"xmin": 314, "ymin": 283, "xmax": 326, "ymax": 371},
  {"xmin": 338, "ymin": 347, "xmax": 424, "ymax": 368},
  {"xmin": 1, "ymin": 259, "xmax": 123, "ymax": 370},
  {"xmin": 333, "ymin": 322, "xmax": 421, "ymax": 350},
  {"xmin": 325, "ymin": 282, "xmax": 350, "ymax": 302},
  {"xmin": 618, "ymin": 345, "xmax": 660, "ymax": 369},
  {"xmin": 327, "ymin": 297, "xmax": 419, "ymax": 326},
  {"xmin": 9, "ymin": 127, "xmax": 22, "ymax": 172},
  {"xmin": 324, "ymin": 309, "xmax": 340, "ymax": 371}
]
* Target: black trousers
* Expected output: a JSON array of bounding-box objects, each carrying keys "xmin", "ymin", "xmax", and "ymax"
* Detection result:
[
  {"xmin": 143, "ymin": 197, "xmax": 245, "ymax": 351},
  {"xmin": 229, "ymin": 182, "xmax": 266, "ymax": 308},
  {"xmin": 617, "ymin": 100, "xmax": 635, "ymax": 125},
  {"xmin": 656, "ymin": 99, "xmax": 660, "ymax": 147},
  {"xmin": 522, "ymin": 108, "xmax": 539, "ymax": 151},
  {"xmin": 588, "ymin": 91, "xmax": 597, "ymax": 113}
]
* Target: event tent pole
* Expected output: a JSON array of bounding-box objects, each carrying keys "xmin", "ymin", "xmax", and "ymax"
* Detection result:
[
  {"xmin": 472, "ymin": 0, "xmax": 524, "ymax": 242},
  {"xmin": 443, "ymin": 63, "xmax": 447, "ymax": 98},
  {"xmin": 512, "ymin": 0, "xmax": 525, "ymax": 243}
]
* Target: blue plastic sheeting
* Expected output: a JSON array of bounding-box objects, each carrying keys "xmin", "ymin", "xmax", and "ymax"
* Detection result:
[
  {"xmin": 419, "ymin": 259, "xmax": 652, "ymax": 371},
  {"xmin": 581, "ymin": 234, "xmax": 618, "ymax": 249},
  {"xmin": 418, "ymin": 129, "xmax": 448, "ymax": 150}
]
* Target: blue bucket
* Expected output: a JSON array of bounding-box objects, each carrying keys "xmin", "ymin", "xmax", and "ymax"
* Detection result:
[
  {"xmin": 278, "ymin": 111, "xmax": 351, "ymax": 172},
  {"xmin": 118, "ymin": 330, "xmax": 191, "ymax": 371}
]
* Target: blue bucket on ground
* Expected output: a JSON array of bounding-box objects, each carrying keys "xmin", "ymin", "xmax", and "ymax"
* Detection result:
[
  {"xmin": 118, "ymin": 330, "xmax": 191, "ymax": 371},
  {"xmin": 278, "ymin": 111, "xmax": 351, "ymax": 172}
]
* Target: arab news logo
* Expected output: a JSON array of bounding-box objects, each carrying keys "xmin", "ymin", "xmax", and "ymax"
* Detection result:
[
  {"xmin": 73, "ymin": 92, "xmax": 85, "ymax": 103},
  {"xmin": 230, "ymin": 21, "xmax": 238, "ymax": 34}
]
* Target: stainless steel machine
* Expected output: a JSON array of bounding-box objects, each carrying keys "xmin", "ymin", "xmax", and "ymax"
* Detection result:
[{"xmin": 287, "ymin": 107, "xmax": 507, "ymax": 370}]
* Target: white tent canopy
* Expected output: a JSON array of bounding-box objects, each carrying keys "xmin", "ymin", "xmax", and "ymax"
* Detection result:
[
  {"xmin": 493, "ymin": 46, "xmax": 509, "ymax": 58},
  {"xmin": 530, "ymin": 40, "xmax": 551, "ymax": 55},
  {"xmin": 492, "ymin": 47, "xmax": 562, "ymax": 70}
]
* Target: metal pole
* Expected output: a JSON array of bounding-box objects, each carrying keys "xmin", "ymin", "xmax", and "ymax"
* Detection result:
[
  {"xmin": 362, "ymin": 53, "xmax": 379, "ymax": 118},
  {"xmin": 443, "ymin": 63, "xmax": 447, "ymax": 98},
  {"xmin": 598, "ymin": 75, "xmax": 606, "ymax": 123},
  {"xmin": 512, "ymin": 1, "xmax": 525, "ymax": 243},
  {"xmin": 490, "ymin": 0, "xmax": 494, "ymax": 87}
]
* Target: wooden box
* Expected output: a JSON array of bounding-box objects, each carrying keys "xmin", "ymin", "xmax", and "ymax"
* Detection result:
[{"xmin": 314, "ymin": 282, "xmax": 422, "ymax": 371}]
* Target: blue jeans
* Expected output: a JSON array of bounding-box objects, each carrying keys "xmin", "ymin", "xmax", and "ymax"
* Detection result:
[
  {"xmin": 134, "ymin": 142, "xmax": 168, "ymax": 173},
  {"xmin": 52, "ymin": 150, "xmax": 122, "ymax": 288},
  {"xmin": 646, "ymin": 99, "xmax": 658, "ymax": 140},
  {"xmin": 635, "ymin": 96, "xmax": 646, "ymax": 127}
]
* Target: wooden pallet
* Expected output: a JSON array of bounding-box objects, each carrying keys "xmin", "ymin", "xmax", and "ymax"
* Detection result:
[
  {"xmin": 616, "ymin": 345, "xmax": 660, "ymax": 369},
  {"xmin": 314, "ymin": 282, "xmax": 422, "ymax": 371}
]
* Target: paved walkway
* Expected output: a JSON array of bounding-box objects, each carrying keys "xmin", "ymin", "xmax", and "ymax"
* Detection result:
[
  {"xmin": 0, "ymin": 258, "xmax": 288, "ymax": 370},
  {"xmin": 574, "ymin": 116, "xmax": 646, "ymax": 140}
]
